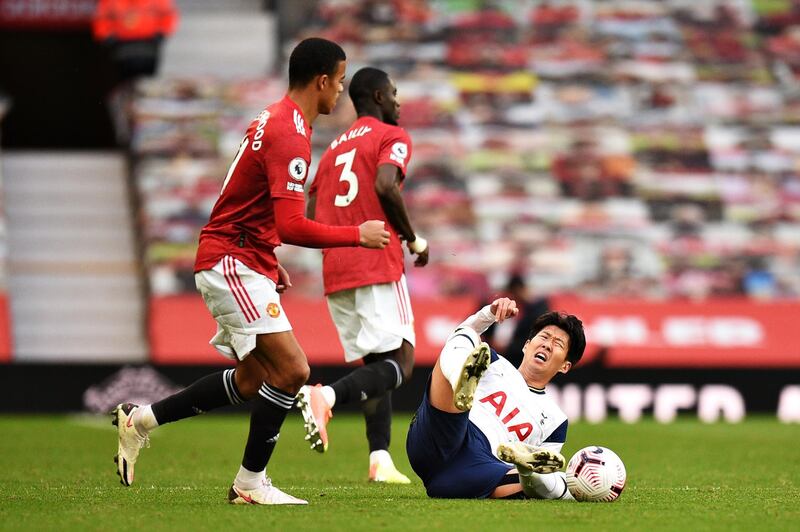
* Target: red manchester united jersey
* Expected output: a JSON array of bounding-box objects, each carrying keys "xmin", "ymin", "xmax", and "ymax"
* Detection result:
[
  {"xmin": 194, "ymin": 96, "xmax": 313, "ymax": 282},
  {"xmin": 310, "ymin": 116, "xmax": 413, "ymax": 294}
]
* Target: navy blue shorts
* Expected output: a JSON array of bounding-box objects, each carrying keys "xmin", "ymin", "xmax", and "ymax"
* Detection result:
[{"xmin": 406, "ymin": 379, "xmax": 512, "ymax": 498}]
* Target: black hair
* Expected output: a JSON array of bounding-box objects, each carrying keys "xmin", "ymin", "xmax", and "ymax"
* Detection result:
[
  {"xmin": 527, "ymin": 311, "xmax": 586, "ymax": 365},
  {"xmin": 348, "ymin": 67, "xmax": 390, "ymax": 111},
  {"xmin": 288, "ymin": 37, "xmax": 346, "ymax": 89}
]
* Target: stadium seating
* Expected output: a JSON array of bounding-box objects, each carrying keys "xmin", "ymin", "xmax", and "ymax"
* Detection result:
[{"xmin": 130, "ymin": 0, "xmax": 800, "ymax": 302}]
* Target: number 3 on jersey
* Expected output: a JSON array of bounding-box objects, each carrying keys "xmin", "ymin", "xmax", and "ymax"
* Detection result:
[{"xmin": 334, "ymin": 148, "xmax": 358, "ymax": 207}]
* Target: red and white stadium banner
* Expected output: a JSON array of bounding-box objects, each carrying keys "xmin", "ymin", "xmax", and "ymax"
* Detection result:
[
  {"xmin": 550, "ymin": 296, "xmax": 800, "ymax": 368},
  {"xmin": 149, "ymin": 295, "xmax": 800, "ymax": 368},
  {"xmin": 0, "ymin": 0, "xmax": 96, "ymax": 30}
]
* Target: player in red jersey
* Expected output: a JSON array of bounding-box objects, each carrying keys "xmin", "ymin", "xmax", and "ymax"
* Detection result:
[
  {"xmin": 111, "ymin": 38, "xmax": 390, "ymax": 505},
  {"xmin": 296, "ymin": 67, "xmax": 428, "ymax": 483}
]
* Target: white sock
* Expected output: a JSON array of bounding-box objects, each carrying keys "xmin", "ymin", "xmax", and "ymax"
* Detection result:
[
  {"xmin": 518, "ymin": 471, "xmax": 574, "ymax": 500},
  {"xmin": 321, "ymin": 385, "xmax": 336, "ymax": 408},
  {"xmin": 438, "ymin": 328, "xmax": 482, "ymax": 392},
  {"xmin": 369, "ymin": 449, "xmax": 392, "ymax": 466},
  {"xmin": 134, "ymin": 405, "xmax": 159, "ymax": 435},
  {"xmin": 234, "ymin": 465, "xmax": 266, "ymax": 490}
]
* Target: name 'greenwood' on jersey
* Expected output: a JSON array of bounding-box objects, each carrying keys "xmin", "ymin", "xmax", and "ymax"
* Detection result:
[{"xmin": 194, "ymin": 96, "xmax": 316, "ymax": 283}]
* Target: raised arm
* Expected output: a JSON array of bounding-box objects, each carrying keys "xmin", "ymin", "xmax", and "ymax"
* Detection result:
[{"xmin": 457, "ymin": 298, "xmax": 519, "ymax": 336}]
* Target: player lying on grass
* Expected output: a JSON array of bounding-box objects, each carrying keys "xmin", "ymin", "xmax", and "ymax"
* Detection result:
[{"xmin": 405, "ymin": 298, "xmax": 585, "ymax": 499}]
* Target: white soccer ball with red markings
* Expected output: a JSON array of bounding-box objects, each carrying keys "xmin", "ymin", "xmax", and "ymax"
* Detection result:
[{"xmin": 566, "ymin": 446, "xmax": 627, "ymax": 502}]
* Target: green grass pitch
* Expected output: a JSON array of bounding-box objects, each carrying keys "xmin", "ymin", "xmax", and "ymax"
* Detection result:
[{"xmin": 0, "ymin": 413, "xmax": 797, "ymax": 531}]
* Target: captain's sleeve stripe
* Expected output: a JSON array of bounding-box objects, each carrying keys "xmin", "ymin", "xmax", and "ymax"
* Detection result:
[{"xmin": 543, "ymin": 419, "xmax": 568, "ymax": 444}]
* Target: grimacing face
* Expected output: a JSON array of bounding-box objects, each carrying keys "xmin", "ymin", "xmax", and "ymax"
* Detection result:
[
  {"xmin": 319, "ymin": 60, "xmax": 347, "ymax": 115},
  {"xmin": 520, "ymin": 324, "xmax": 572, "ymax": 383}
]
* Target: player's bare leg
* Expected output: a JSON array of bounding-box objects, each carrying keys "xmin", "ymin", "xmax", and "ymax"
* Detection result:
[
  {"xmin": 227, "ymin": 331, "xmax": 309, "ymax": 505},
  {"xmin": 112, "ymin": 331, "xmax": 308, "ymax": 504}
]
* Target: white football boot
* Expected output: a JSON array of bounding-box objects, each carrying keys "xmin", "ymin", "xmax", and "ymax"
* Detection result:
[
  {"xmin": 496, "ymin": 441, "xmax": 565, "ymax": 474},
  {"xmin": 296, "ymin": 384, "xmax": 331, "ymax": 452},
  {"xmin": 228, "ymin": 478, "xmax": 308, "ymax": 505},
  {"xmin": 452, "ymin": 342, "xmax": 491, "ymax": 411},
  {"xmin": 368, "ymin": 451, "xmax": 412, "ymax": 484},
  {"xmin": 111, "ymin": 402, "xmax": 150, "ymax": 486}
]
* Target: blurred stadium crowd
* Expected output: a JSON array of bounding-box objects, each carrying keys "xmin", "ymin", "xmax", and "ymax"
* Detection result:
[{"xmin": 132, "ymin": 0, "xmax": 800, "ymax": 302}]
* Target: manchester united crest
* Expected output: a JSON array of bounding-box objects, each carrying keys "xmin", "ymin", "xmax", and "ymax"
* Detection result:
[{"xmin": 266, "ymin": 302, "xmax": 281, "ymax": 318}]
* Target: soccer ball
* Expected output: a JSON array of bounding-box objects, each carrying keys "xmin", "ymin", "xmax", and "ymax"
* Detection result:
[{"xmin": 565, "ymin": 446, "xmax": 627, "ymax": 502}]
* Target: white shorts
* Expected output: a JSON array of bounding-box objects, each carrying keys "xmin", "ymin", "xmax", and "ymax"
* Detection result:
[
  {"xmin": 195, "ymin": 255, "xmax": 292, "ymax": 360},
  {"xmin": 326, "ymin": 275, "xmax": 416, "ymax": 363}
]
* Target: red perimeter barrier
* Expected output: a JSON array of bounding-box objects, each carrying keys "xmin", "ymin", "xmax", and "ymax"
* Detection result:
[
  {"xmin": 0, "ymin": 293, "xmax": 11, "ymax": 362},
  {"xmin": 149, "ymin": 295, "xmax": 476, "ymax": 365},
  {"xmin": 549, "ymin": 295, "xmax": 800, "ymax": 368},
  {"xmin": 149, "ymin": 295, "xmax": 800, "ymax": 368}
]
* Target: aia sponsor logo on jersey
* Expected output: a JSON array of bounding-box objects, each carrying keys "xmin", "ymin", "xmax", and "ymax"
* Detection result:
[
  {"xmin": 479, "ymin": 390, "xmax": 534, "ymax": 440},
  {"xmin": 293, "ymin": 109, "xmax": 306, "ymax": 137},
  {"xmin": 266, "ymin": 302, "xmax": 281, "ymax": 318}
]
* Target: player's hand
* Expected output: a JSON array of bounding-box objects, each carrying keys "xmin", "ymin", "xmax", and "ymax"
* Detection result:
[
  {"xmin": 276, "ymin": 263, "xmax": 292, "ymax": 293},
  {"xmin": 359, "ymin": 220, "xmax": 390, "ymax": 249},
  {"xmin": 411, "ymin": 245, "xmax": 429, "ymax": 267},
  {"xmin": 490, "ymin": 297, "xmax": 518, "ymax": 323},
  {"xmin": 413, "ymin": 246, "xmax": 429, "ymax": 267},
  {"xmin": 407, "ymin": 236, "xmax": 430, "ymax": 267}
]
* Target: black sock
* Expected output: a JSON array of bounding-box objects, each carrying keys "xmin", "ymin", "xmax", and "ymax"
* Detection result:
[
  {"xmin": 151, "ymin": 369, "xmax": 244, "ymax": 425},
  {"xmin": 362, "ymin": 392, "xmax": 392, "ymax": 452},
  {"xmin": 241, "ymin": 383, "xmax": 295, "ymax": 473},
  {"xmin": 330, "ymin": 359, "xmax": 402, "ymax": 405}
]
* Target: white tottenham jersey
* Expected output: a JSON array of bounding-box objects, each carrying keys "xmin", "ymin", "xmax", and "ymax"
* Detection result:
[{"xmin": 469, "ymin": 351, "xmax": 568, "ymax": 458}]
